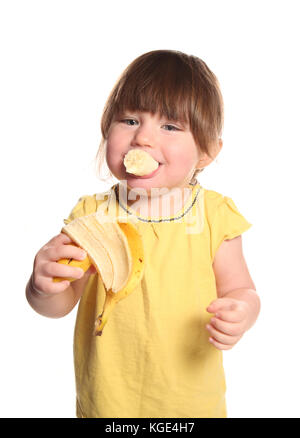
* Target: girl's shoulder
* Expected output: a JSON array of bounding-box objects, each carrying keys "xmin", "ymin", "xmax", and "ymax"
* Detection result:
[
  {"xmin": 201, "ymin": 186, "xmax": 248, "ymax": 227},
  {"xmin": 203, "ymin": 187, "xmax": 229, "ymax": 204},
  {"xmin": 202, "ymin": 187, "xmax": 230, "ymax": 215}
]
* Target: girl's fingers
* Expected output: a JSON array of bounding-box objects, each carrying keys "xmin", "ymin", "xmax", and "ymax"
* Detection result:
[
  {"xmin": 32, "ymin": 274, "xmax": 71, "ymax": 296},
  {"xmin": 46, "ymin": 244, "xmax": 86, "ymax": 262},
  {"xmin": 206, "ymin": 323, "xmax": 241, "ymax": 347},
  {"xmin": 215, "ymin": 309, "xmax": 244, "ymax": 323},
  {"xmin": 209, "ymin": 317, "xmax": 243, "ymax": 337},
  {"xmin": 208, "ymin": 336, "xmax": 235, "ymax": 351},
  {"xmin": 41, "ymin": 261, "xmax": 84, "ymax": 280},
  {"xmin": 207, "ymin": 297, "xmax": 237, "ymax": 313},
  {"xmin": 45, "ymin": 233, "xmax": 73, "ymax": 248}
]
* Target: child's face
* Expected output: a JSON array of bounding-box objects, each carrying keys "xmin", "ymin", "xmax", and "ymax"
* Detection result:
[{"xmin": 106, "ymin": 111, "xmax": 205, "ymax": 192}]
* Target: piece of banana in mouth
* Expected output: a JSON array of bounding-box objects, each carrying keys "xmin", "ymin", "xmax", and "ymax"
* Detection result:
[{"xmin": 123, "ymin": 149, "xmax": 159, "ymax": 176}]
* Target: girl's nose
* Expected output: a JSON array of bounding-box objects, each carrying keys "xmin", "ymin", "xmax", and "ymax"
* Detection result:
[{"xmin": 131, "ymin": 123, "xmax": 155, "ymax": 148}]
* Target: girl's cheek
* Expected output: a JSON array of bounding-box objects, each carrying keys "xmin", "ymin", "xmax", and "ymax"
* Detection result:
[
  {"xmin": 106, "ymin": 145, "xmax": 126, "ymax": 174},
  {"xmin": 166, "ymin": 150, "xmax": 193, "ymax": 171},
  {"xmin": 106, "ymin": 144, "xmax": 117, "ymax": 168}
]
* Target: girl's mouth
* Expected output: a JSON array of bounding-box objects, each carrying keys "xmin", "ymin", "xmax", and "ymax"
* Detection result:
[{"xmin": 126, "ymin": 163, "xmax": 163, "ymax": 179}]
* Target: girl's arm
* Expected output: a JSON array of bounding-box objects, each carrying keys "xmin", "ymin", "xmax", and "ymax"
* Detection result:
[
  {"xmin": 26, "ymin": 269, "xmax": 92, "ymax": 318},
  {"xmin": 207, "ymin": 235, "xmax": 260, "ymax": 350}
]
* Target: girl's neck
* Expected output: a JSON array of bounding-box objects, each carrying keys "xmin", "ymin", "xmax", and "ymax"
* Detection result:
[{"xmin": 118, "ymin": 183, "xmax": 195, "ymax": 218}]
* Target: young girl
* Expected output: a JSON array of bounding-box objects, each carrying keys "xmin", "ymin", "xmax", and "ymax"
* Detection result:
[{"xmin": 26, "ymin": 50, "xmax": 260, "ymax": 418}]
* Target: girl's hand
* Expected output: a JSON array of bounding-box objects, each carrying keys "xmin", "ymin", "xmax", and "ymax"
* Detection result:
[
  {"xmin": 32, "ymin": 232, "xmax": 91, "ymax": 296},
  {"xmin": 206, "ymin": 297, "xmax": 251, "ymax": 350}
]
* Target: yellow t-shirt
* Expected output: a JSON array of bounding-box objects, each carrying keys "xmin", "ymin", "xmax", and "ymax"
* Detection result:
[{"xmin": 63, "ymin": 182, "xmax": 252, "ymax": 418}]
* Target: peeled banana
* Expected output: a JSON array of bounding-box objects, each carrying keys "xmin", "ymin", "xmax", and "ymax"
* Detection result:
[
  {"xmin": 53, "ymin": 213, "xmax": 145, "ymax": 336},
  {"xmin": 124, "ymin": 149, "xmax": 159, "ymax": 176}
]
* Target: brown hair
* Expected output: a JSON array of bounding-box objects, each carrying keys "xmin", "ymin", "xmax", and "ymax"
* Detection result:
[{"xmin": 95, "ymin": 49, "xmax": 224, "ymax": 183}]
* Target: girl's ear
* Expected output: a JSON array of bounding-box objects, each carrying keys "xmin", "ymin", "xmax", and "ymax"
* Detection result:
[
  {"xmin": 210, "ymin": 138, "xmax": 223, "ymax": 158},
  {"xmin": 196, "ymin": 139, "xmax": 223, "ymax": 170},
  {"xmin": 218, "ymin": 138, "xmax": 223, "ymax": 150}
]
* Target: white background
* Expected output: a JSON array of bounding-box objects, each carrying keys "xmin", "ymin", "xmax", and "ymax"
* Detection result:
[{"xmin": 1, "ymin": 0, "xmax": 299, "ymax": 418}]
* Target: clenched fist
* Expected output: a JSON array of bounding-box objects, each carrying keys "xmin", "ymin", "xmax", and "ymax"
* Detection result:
[{"xmin": 206, "ymin": 297, "xmax": 251, "ymax": 350}]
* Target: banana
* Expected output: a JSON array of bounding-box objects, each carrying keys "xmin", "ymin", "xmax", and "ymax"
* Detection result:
[
  {"xmin": 53, "ymin": 213, "xmax": 145, "ymax": 336},
  {"xmin": 94, "ymin": 221, "xmax": 145, "ymax": 336},
  {"xmin": 53, "ymin": 242, "xmax": 92, "ymax": 282},
  {"xmin": 124, "ymin": 149, "xmax": 159, "ymax": 176}
]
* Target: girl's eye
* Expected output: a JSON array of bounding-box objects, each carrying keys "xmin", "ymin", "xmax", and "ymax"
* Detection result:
[
  {"xmin": 121, "ymin": 119, "xmax": 138, "ymax": 126},
  {"xmin": 163, "ymin": 124, "xmax": 179, "ymax": 131}
]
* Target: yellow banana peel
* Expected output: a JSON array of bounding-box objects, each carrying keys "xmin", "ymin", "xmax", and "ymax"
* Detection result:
[
  {"xmin": 94, "ymin": 221, "xmax": 145, "ymax": 336},
  {"xmin": 53, "ymin": 214, "xmax": 145, "ymax": 336}
]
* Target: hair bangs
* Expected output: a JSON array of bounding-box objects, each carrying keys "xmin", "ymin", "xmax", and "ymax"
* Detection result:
[
  {"xmin": 115, "ymin": 71, "xmax": 191, "ymax": 125},
  {"xmin": 101, "ymin": 51, "xmax": 200, "ymax": 137}
]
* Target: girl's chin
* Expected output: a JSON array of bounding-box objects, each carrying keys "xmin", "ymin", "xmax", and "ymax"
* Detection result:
[
  {"xmin": 121, "ymin": 164, "xmax": 164, "ymax": 189},
  {"xmin": 122, "ymin": 179, "xmax": 159, "ymax": 193}
]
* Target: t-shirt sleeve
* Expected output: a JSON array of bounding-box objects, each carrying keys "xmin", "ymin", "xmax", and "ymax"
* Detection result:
[
  {"xmin": 63, "ymin": 195, "xmax": 97, "ymax": 225},
  {"xmin": 210, "ymin": 196, "xmax": 252, "ymax": 261}
]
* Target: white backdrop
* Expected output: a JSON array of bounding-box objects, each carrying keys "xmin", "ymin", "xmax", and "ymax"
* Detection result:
[{"xmin": 1, "ymin": 0, "xmax": 299, "ymax": 418}]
